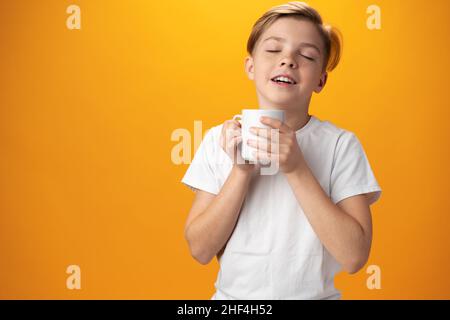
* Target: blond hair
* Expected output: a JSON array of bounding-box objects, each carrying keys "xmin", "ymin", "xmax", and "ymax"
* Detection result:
[{"xmin": 247, "ymin": 2, "xmax": 342, "ymax": 72}]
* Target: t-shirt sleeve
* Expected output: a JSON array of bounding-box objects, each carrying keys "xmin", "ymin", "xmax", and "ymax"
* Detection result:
[
  {"xmin": 330, "ymin": 131, "xmax": 382, "ymax": 206},
  {"xmin": 181, "ymin": 128, "xmax": 221, "ymax": 195}
]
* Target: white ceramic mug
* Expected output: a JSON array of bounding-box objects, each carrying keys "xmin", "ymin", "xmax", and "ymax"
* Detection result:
[{"xmin": 233, "ymin": 109, "xmax": 285, "ymax": 162}]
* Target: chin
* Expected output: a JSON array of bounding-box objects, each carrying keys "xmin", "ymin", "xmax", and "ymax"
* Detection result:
[
  {"xmin": 257, "ymin": 87, "xmax": 302, "ymax": 108},
  {"xmin": 267, "ymin": 95, "xmax": 300, "ymax": 107}
]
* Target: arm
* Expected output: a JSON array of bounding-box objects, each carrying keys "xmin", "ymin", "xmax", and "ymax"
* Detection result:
[
  {"xmin": 184, "ymin": 166, "xmax": 253, "ymax": 265},
  {"xmin": 285, "ymin": 166, "xmax": 372, "ymax": 274},
  {"xmin": 184, "ymin": 118, "xmax": 256, "ymax": 265},
  {"xmin": 250, "ymin": 116, "xmax": 372, "ymax": 274}
]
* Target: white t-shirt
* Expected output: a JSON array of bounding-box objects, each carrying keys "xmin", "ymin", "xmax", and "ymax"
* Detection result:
[{"xmin": 181, "ymin": 115, "xmax": 382, "ymax": 300}]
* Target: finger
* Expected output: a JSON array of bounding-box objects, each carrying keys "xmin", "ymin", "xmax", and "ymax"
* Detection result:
[
  {"xmin": 222, "ymin": 123, "xmax": 241, "ymax": 131},
  {"xmin": 224, "ymin": 119, "xmax": 241, "ymax": 129},
  {"xmin": 247, "ymin": 138, "xmax": 279, "ymax": 154},
  {"xmin": 252, "ymin": 150, "xmax": 279, "ymax": 165},
  {"xmin": 259, "ymin": 116, "xmax": 292, "ymax": 133},
  {"xmin": 234, "ymin": 135, "xmax": 242, "ymax": 145},
  {"xmin": 223, "ymin": 128, "xmax": 241, "ymax": 141},
  {"xmin": 225, "ymin": 135, "xmax": 242, "ymax": 150},
  {"xmin": 249, "ymin": 127, "xmax": 271, "ymax": 139},
  {"xmin": 249, "ymin": 127, "xmax": 281, "ymax": 144},
  {"xmin": 226, "ymin": 119, "xmax": 242, "ymax": 129}
]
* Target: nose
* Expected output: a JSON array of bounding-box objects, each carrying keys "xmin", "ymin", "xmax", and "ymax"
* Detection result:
[{"xmin": 279, "ymin": 56, "xmax": 297, "ymax": 69}]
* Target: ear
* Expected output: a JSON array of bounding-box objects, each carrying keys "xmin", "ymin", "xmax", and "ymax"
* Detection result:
[
  {"xmin": 244, "ymin": 56, "xmax": 255, "ymax": 80},
  {"xmin": 314, "ymin": 72, "xmax": 328, "ymax": 93}
]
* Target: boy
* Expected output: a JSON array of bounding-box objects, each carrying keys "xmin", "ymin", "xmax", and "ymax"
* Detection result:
[{"xmin": 181, "ymin": 2, "xmax": 382, "ymax": 299}]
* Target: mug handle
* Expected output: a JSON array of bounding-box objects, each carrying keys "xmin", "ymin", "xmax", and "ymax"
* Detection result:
[{"xmin": 232, "ymin": 114, "xmax": 242, "ymax": 123}]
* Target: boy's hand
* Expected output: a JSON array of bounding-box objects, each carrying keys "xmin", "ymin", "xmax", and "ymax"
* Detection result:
[
  {"xmin": 247, "ymin": 116, "xmax": 306, "ymax": 174},
  {"xmin": 220, "ymin": 118, "xmax": 256, "ymax": 173}
]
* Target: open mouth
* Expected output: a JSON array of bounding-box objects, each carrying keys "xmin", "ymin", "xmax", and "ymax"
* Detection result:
[{"xmin": 270, "ymin": 75, "xmax": 297, "ymax": 86}]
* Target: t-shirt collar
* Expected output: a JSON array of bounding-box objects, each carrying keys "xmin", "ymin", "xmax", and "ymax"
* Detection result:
[{"xmin": 295, "ymin": 114, "xmax": 317, "ymax": 136}]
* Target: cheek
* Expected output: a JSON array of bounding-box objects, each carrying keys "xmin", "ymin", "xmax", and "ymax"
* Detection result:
[
  {"xmin": 253, "ymin": 58, "xmax": 273, "ymax": 79},
  {"xmin": 300, "ymin": 66, "xmax": 321, "ymax": 85},
  {"xmin": 253, "ymin": 66, "xmax": 272, "ymax": 83}
]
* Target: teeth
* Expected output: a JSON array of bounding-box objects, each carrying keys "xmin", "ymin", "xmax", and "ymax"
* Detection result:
[{"xmin": 273, "ymin": 76, "xmax": 294, "ymax": 84}]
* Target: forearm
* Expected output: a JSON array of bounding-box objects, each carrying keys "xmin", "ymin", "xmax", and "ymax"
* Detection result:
[
  {"xmin": 285, "ymin": 165, "xmax": 370, "ymax": 273},
  {"xmin": 185, "ymin": 166, "xmax": 253, "ymax": 264}
]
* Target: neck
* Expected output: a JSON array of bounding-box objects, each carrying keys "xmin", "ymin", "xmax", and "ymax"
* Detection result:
[{"xmin": 283, "ymin": 109, "xmax": 311, "ymax": 132}]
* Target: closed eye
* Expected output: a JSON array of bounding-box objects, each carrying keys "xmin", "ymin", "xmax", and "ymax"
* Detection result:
[
  {"xmin": 266, "ymin": 50, "xmax": 314, "ymax": 61},
  {"xmin": 300, "ymin": 54, "xmax": 314, "ymax": 61}
]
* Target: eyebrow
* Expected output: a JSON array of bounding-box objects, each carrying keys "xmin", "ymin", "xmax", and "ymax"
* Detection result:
[{"xmin": 262, "ymin": 36, "xmax": 322, "ymax": 54}]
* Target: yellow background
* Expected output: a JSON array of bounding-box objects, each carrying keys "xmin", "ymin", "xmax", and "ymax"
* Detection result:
[{"xmin": 1, "ymin": 0, "xmax": 449, "ymax": 299}]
